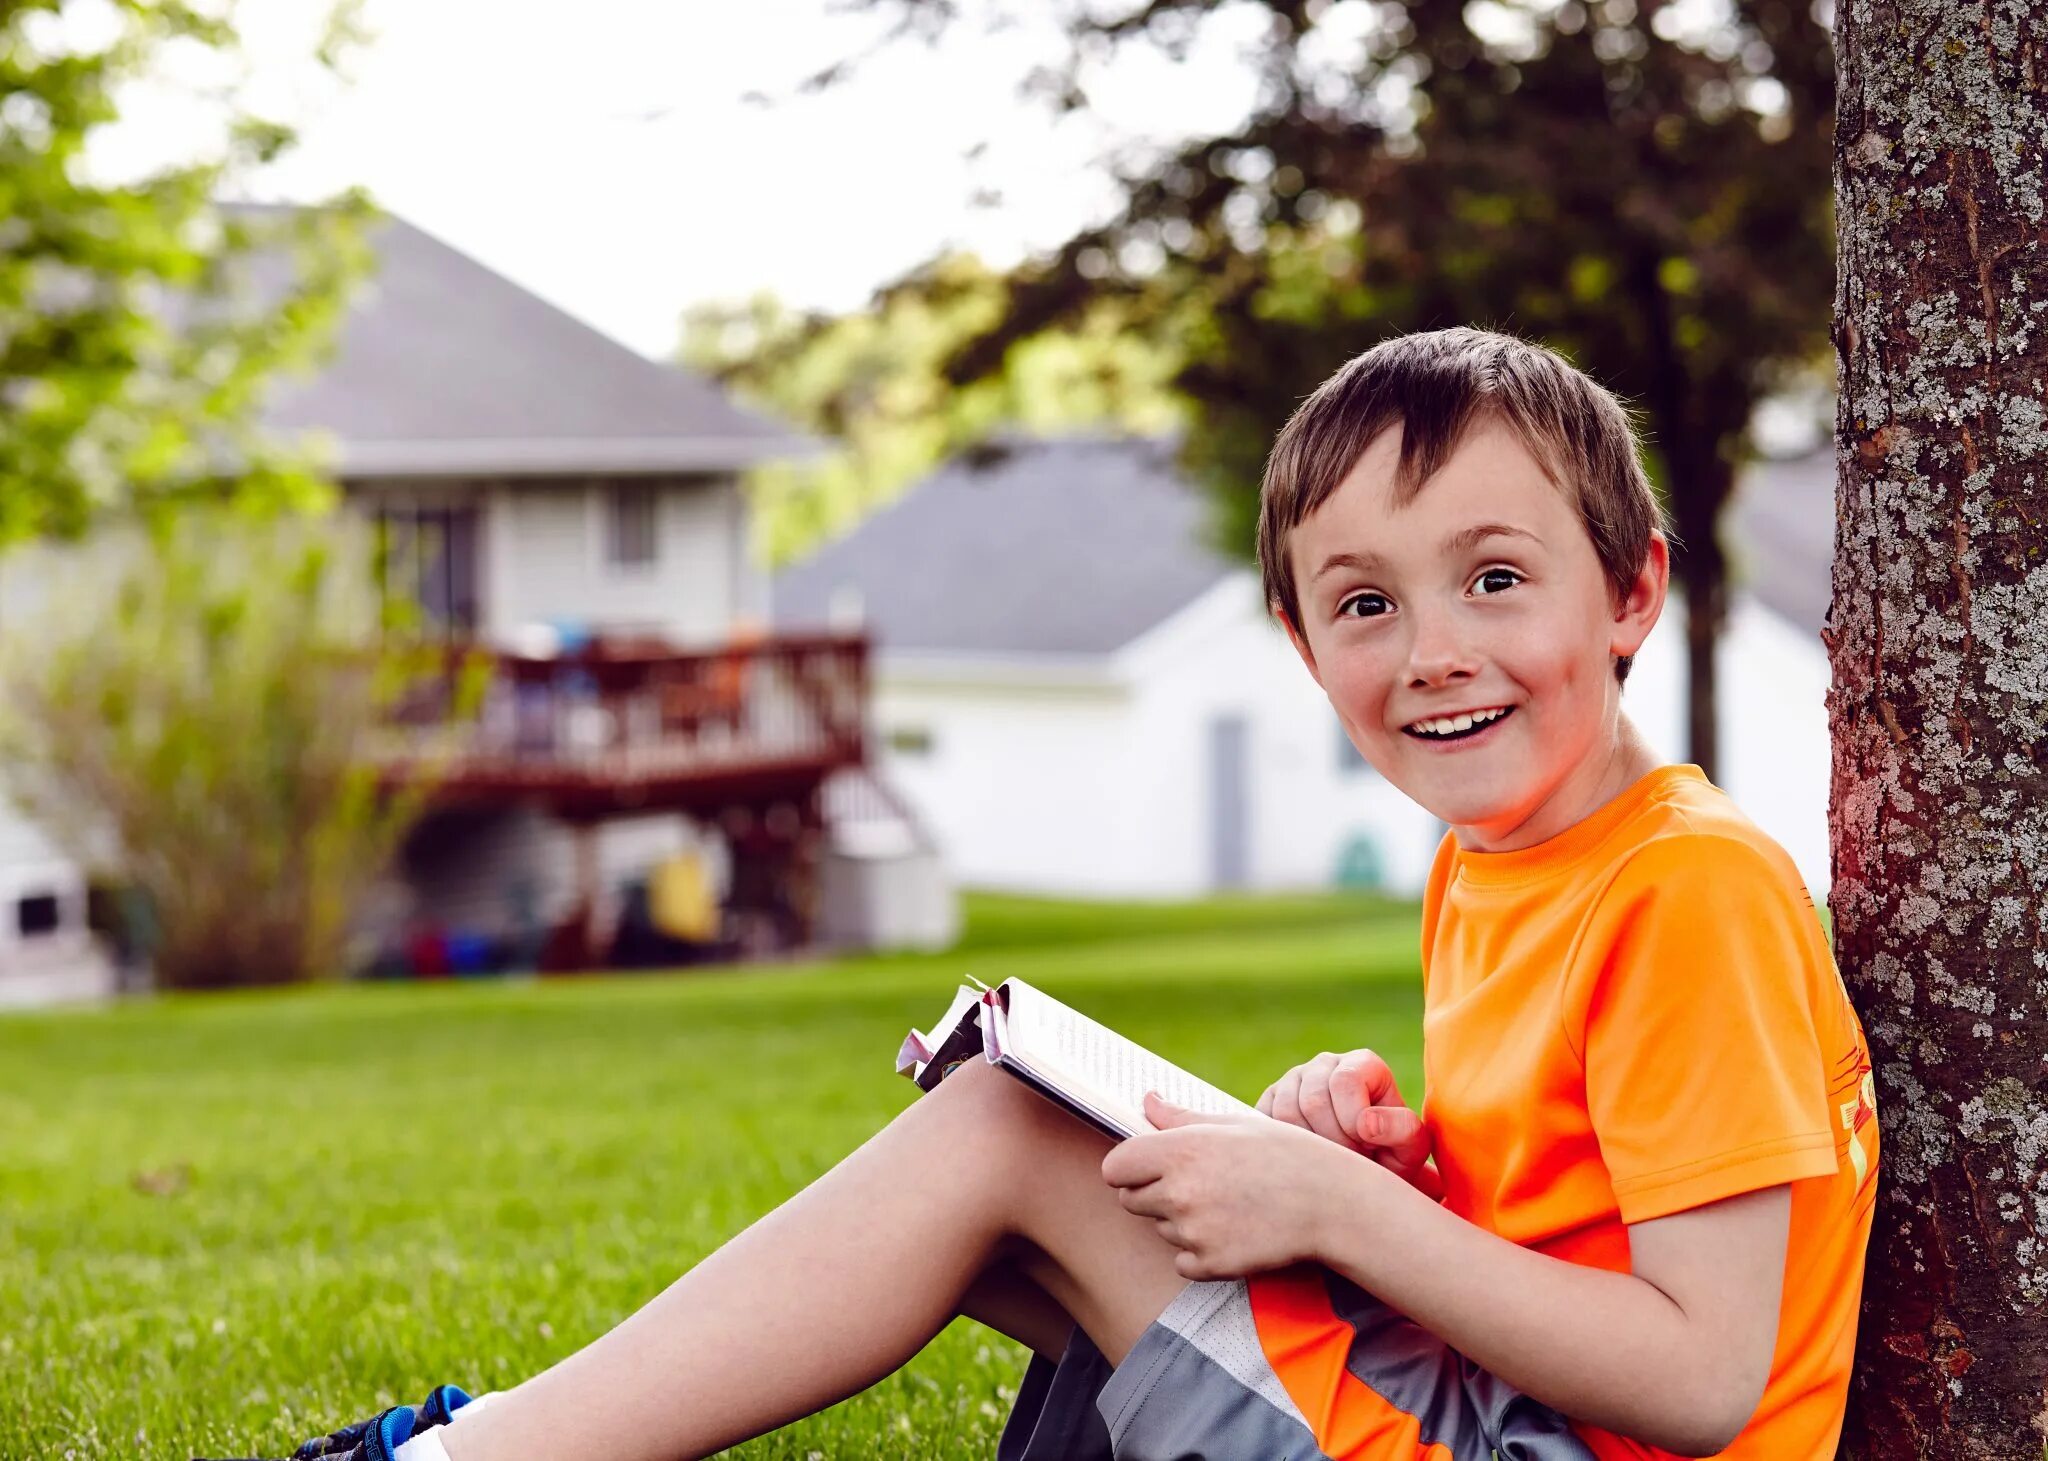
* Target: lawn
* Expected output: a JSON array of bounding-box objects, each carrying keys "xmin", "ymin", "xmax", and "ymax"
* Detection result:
[{"xmin": 0, "ymin": 890, "xmax": 1424, "ymax": 1460}]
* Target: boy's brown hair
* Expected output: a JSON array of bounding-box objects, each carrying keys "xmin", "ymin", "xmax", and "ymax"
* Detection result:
[{"xmin": 1256, "ymin": 326, "xmax": 1669, "ymax": 683}]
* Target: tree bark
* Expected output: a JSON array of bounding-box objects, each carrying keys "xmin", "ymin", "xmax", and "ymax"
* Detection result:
[
  {"xmin": 1669, "ymin": 485, "xmax": 1728, "ymax": 785},
  {"xmin": 1831, "ymin": 2, "xmax": 2048, "ymax": 1455}
]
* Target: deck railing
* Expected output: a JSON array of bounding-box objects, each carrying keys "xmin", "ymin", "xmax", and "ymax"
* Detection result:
[{"xmin": 369, "ymin": 632, "xmax": 869, "ymax": 802}]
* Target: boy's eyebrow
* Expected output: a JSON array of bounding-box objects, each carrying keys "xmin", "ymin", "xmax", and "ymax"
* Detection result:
[
  {"xmin": 1311, "ymin": 524, "xmax": 1543, "ymax": 581},
  {"xmin": 1445, "ymin": 522, "xmax": 1543, "ymax": 554}
]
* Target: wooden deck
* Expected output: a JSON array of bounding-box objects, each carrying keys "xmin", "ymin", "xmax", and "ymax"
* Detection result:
[{"xmin": 370, "ymin": 632, "xmax": 870, "ymax": 820}]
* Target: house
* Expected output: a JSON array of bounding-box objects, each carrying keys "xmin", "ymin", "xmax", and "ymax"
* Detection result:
[
  {"xmin": 0, "ymin": 210, "xmax": 939, "ymax": 1001},
  {"xmin": 771, "ymin": 432, "xmax": 1840, "ymax": 902}
]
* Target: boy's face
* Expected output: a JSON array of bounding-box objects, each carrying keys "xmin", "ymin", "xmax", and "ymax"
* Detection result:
[{"xmin": 1279, "ymin": 416, "xmax": 1666, "ymax": 852}]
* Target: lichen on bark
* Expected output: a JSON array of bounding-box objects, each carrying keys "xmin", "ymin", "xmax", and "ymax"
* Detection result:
[{"xmin": 1832, "ymin": 0, "xmax": 2048, "ymax": 1453}]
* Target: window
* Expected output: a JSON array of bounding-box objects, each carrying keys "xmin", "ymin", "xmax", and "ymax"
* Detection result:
[
  {"xmin": 1336, "ymin": 717, "xmax": 1375, "ymax": 776},
  {"xmin": 608, "ymin": 483, "xmax": 659, "ymax": 569},
  {"xmin": 17, "ymin": 893, "xmax": 59, "ymax": 938},
  {"xmin": 374, "ymin": 502, "xmax": 480, "ymax": 636}
]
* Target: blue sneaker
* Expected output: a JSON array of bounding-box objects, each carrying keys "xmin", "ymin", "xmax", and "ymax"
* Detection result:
[{"xmin": 195, "ymin": 1385, "xmax": 474, "ymax": 1461}]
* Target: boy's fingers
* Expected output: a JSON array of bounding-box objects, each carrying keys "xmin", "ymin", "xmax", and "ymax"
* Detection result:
[
  {"xmin": 1330, "ymin": 1062, "xmax": 1372, "ymax": 1142},
  {"xmin": 1297, "ymin": 1054, "xmax": 1357, "ymax": 1148},
  {"xmin": 1334, "ymin": 1049, "xmax": 1402, "ymax": 1109},
  {"xmin": 1266, "ymin": 1068, "xmax": 1306, "ymax": 1128},
  {"xmin": 1356, "ymin": 1104, "xmax": 1431, "ymax": 1168},
  {"xmin": 1330, "ymin": 1053, "xmax": 1394, "ymax": 1146}
]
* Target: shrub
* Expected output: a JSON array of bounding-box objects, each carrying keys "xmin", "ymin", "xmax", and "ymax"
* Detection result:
[{"xmin": 0, "ymin": 510, "xmax": 483, "ymax": 988}]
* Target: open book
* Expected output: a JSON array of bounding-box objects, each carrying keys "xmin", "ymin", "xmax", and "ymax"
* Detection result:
[{"xmin": 895, "ymin": 977, "xmax": 1263, "ymax": 1140}]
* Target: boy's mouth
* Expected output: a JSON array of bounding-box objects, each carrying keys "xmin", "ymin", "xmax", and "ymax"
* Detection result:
[{"xmin": 1402, "ymin": 704, "xmax": 1515, "ymax": 742}]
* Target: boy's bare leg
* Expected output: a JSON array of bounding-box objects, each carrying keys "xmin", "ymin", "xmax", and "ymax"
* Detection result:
[
  {"xmin": 958, "ymin": 1258, "xmax": 1081, "ymax": 1362},
  {"xmin": 440, "ymin": 1061, "xmax": 1188, "ymax": 1461}
]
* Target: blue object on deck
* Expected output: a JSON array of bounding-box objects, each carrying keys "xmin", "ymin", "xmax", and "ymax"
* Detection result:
[{"xmin": 447, "ymin": 930, "xmax": 495, "ymax": 975}]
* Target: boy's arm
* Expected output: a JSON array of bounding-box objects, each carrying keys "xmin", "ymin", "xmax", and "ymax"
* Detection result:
[{"xmin": 1316, "ymin": 1164, "xmax": 1790, "ymax": 1456}]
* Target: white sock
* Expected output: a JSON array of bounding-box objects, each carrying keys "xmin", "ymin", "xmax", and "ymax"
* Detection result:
[
  {"xmin": 392, "ymin": 1390, "xmax": 500, "ymax": 1461},
  {"xmin": 392, "ymin": 1433, "xmax": 450, "ymax": 1461}
]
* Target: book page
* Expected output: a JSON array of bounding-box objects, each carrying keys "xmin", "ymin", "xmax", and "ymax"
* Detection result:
[
  {"xmin": 1004, "ymin": 979, "xmax": 1262, "ymax": 1133},
  {"xmin": 897, "ymin": 984, "xmax": 987, "ymax": 1086},
  {"xmin": 900, "ymin": 985, "xmax": 977, "ymax": 1071}
]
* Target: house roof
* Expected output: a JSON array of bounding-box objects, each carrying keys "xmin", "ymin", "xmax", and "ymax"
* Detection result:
[
  {"xmin": 256, "ymin": 210, "xmax": 811, "ymax": 479},
  {"xmin": 771, "ymin": 435, "xmax": 1239, "ymax": 658},
  {"xmin": 773, "ymin": 429, "xmax": 1840, "ymax": 662},
  {"xmin": 1727, "ymin": 448, "xmax": 1835, "ymax": 640}
]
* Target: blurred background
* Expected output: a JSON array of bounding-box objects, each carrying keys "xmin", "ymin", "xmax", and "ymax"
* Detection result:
[{"xmin": 0, "ymin": 0, "xmax": 1838, "ymax": 1007}]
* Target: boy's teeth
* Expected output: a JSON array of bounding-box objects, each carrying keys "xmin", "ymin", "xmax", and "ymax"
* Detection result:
[{"xmin": 1414, "ymin": 706, "xmax": 1506, "ymax": 736}]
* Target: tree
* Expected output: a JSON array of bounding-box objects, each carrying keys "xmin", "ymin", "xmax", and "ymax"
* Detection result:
[
  {"xmin": 0, "ymin": 512, "xmax": 483, "ymax": 988},
  {"xmin": 1829, "ymin": 1, "xmax": 2046, "ymax": 1453},
  {"xmin": 682, "ymin": 252, "xmax": 1185, "ymax": 567},
  {"xmin": 1, "ymin": 0, "xmax": 373, "ymax": 542},
  {"xmin": 829, "ymin": 0, "xmax": 1837, "ymax": 779}
]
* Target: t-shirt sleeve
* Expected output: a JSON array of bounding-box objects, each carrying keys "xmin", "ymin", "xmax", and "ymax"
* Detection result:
[{"xmin": 1568, "ymin": 835, "xmax": 1839, "ymax": 1224}]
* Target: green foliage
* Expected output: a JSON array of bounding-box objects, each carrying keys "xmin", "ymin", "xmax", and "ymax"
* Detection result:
[
  {"xmin": 682, "ymin": 253, "xmax": 1186, "ymax": 566},
  {"xmin": 829, "ymin": 0, "xmax": 1842, "ymax": 771},
  {"xmin": 0, "ymin": 0, "xmax": 374, "ymax": 541},
  {"xmin": 0, "ymin": 510, "xmax": 486, "ymax": 988},
  {"xmin": 0, "ymin": 891, "xmax": 1421, "ymax": 1458}
]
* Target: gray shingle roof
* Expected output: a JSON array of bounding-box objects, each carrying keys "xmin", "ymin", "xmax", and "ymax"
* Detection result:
[
  {"xmin": 772, "ymin": 430, "xmax": 1837, "ymax": 660},
  {"xmin": 1729, "ymin": 448, "xmax": 1835, "ymax": 639},
  {"xmin": 771, "ymin": 435, "xmax": 1239, "ymax": 658},
  {"xmin": 257, "ymin": 211, "xmax": 810, "ymax": 478}
]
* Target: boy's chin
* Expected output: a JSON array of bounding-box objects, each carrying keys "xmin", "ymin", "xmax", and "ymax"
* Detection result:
[{"xmin": 1396, "ymin": 765, "xmax": 1526, "ymax": 831}]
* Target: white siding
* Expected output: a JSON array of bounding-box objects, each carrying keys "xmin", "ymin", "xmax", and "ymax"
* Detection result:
[
  {"xmin": 491, "ymin": 476, "xmax": 746, "ymax": 646},
  {"xmin": 730, "ymin": 483, "xmax": 770, "ymax": 627},
  {"xmin": 873, "ymin": 675, "xmax": 1155, "ymax": 895}
]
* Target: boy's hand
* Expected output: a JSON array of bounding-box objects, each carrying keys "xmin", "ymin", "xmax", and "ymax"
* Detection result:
[
  {"xmin": 1258, "ymin": 1050, "xmax": 1444, "ymax": 1201},
  {"xmin": 1103, "ymin": 1093, "xmax": 1378, "ymax": 1279}
]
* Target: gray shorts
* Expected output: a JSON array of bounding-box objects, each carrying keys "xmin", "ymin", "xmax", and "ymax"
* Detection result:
[{"xmin": 997, "ymin": 1274, "xmax": 1594, "ymax": 1461}]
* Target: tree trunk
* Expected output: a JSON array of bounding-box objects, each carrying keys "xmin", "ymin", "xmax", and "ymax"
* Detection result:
[
  {"xmin": 1831, "ymin": 3, "xmax": 2048, "ymax": 1455},
  {"xmin": 1672, "ymin": 509, "xmax": 1726, "ymax": 784}
]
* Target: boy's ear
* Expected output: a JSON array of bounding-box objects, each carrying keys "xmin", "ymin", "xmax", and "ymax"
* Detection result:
[
  {"xmin": 1612, "ymin": 530, "xmax": 1670, "ymax": 659},
  {"xmin": 1274, "ymin": 602, "xmax": 1324, "ymax": 688}
]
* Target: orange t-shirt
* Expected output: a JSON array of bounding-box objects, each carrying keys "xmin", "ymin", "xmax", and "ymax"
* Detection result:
[{"xmin": 1420, "ymin": 763, "xmax": 1879, "ymax": 1457}]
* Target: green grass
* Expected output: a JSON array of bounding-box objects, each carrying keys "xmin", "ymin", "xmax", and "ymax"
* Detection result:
[{"xmin": 0, "ymin": 891, "xmax": 1424, "ymax": 1460}]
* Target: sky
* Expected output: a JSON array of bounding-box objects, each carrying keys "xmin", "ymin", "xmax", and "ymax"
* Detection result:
[{"xmin": 87, "ymin": 0, "xmax": 1275, "ymax": 360}]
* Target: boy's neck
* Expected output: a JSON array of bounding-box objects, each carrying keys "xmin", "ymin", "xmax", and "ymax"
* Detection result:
[{"xmin": 1452, "ymin": 719, "xmax": 1670, "ymax": 856}]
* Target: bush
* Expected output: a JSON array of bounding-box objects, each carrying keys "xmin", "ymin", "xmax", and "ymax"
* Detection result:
[{"xmin": 0, "ymin": 510, "xmax": 483, "ymax": 988}]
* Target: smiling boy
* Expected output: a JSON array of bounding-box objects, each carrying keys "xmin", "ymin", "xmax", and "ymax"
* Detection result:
[
  {"xmin": 1211, "ymin": 325, "xmax": 1882, "ymax": 1456},
  {"xmin": 223, "ymin": 329, "xmax": 1876, "ymax": 1461}
]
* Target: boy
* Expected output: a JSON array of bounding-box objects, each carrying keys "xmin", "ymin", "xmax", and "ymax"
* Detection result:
[{"xmin": 218, "ymin": 328, "xmax": 1877, "ymax": 1461}]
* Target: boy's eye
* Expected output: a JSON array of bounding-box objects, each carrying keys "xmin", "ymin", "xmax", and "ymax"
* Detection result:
[
  {"xmin": 1338, "ymin": 592, "xmax": 1391, "ymax": 619},
  {"xmin": 1472, "ymin": 568, "xmax": 1522, "ymax": 596}
]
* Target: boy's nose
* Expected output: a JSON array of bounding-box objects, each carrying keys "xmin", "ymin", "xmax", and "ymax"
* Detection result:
[{"xmin": 1403, "ymin": 611, "xmax": 1481, "ymax": 686}]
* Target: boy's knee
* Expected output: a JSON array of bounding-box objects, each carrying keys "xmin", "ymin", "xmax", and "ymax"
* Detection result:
[
  {"xmin": 936, "ymin": 1060, "xmax": 1068, "ymax": 1135},
  {"xmin": 926, "ymin": 1063, "xmax": 1116, "ymax": 1190}
]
